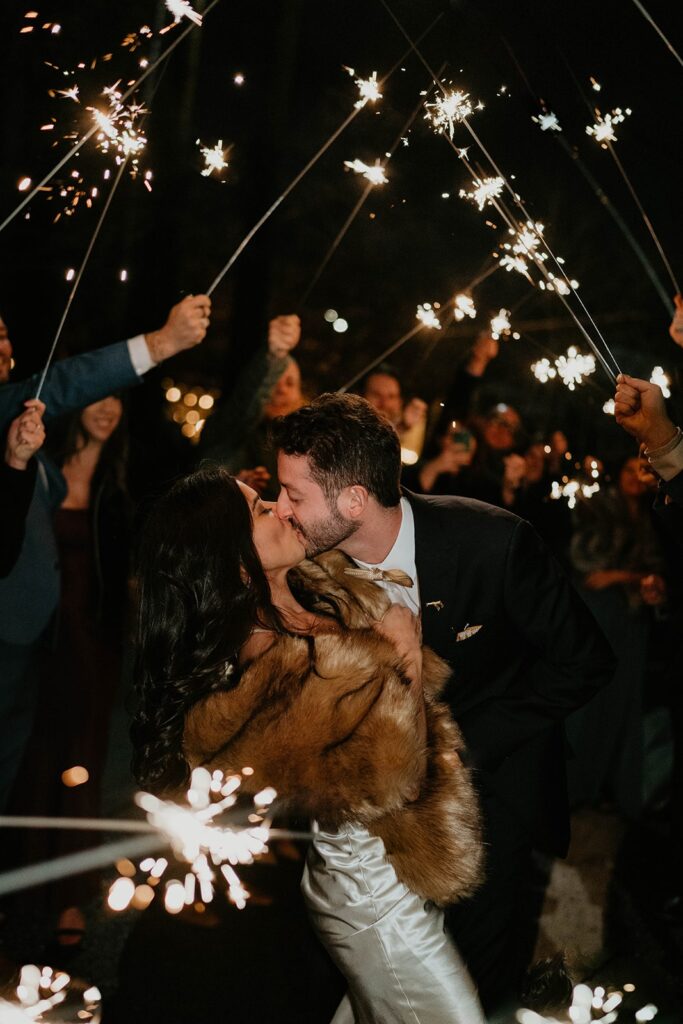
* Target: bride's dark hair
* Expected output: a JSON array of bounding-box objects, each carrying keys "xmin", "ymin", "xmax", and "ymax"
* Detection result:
[{"xmin": 131, "ymin": 467, "xmax": 285, "ymax": 793}]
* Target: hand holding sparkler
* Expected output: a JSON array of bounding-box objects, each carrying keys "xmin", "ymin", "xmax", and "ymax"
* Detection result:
[
  {"xmin": 5, "ymin": 401, "xmax": 46, "ymax": 470},
  {"xmin": 145, "ymin": 294, "xmax": 211, "ymax": 364},
  {"xmin": 466, "ymin": 331, "xmax": 499, "ymax": 377},
  {"xmin": 268, "ymin": 315, "xmax": 301, "ymax": 360},
  {"xmin": 614, "ymin": 373, "xmax": 677, "ymax": 449},
  {"xmin": 669, "ymin": 294, "xmax": 683, "ymax": 348}
]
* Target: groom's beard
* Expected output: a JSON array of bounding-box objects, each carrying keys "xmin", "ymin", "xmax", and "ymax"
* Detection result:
[{"xmin": 289, "ymin": 508, "xmax": 358, "ymax": 558}]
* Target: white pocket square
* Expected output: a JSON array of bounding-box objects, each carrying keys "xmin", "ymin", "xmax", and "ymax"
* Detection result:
[{"xmin": 455, "ymin": 624, "xmax": 482, "ymax": 642}]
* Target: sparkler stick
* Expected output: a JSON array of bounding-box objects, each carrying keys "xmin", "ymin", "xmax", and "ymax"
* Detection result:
[
  {"xmin": 205, "ymin": 15, "xmax": 443, "ymax": 297},
  {"xmin": 629, "ymin": 0, "xmax": 683, "ymax": 69},
  {"xmin": 377, "ymin": 0, "xmax": 622, "ymax": 384},
  {"xmin": 604, "ymin": 139, "xmax": 681, "ymax": 295},
  {"xmin": 0, "ymin": 0, "xmax": 222, "ymax": 236},
  {"xmin": 34, "ymin": 157, "xmax": 129, "ymax": 400},
  {"xmin": 300, "ymin": 78, "xmax": 441, "ymax": 304}
]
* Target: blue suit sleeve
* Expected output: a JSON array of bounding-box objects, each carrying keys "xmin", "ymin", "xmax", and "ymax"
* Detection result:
[{"xmin": 0, "ymin": 341, "xmax": 141, "ymax": 432}]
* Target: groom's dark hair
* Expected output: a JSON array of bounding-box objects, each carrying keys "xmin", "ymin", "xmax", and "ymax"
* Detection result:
[{"xmin": 270, "ymin": 393, "xmax": 401, "ymax": 508}]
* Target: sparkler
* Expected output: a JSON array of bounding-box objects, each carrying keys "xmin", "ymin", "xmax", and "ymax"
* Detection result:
[
  {"xmin": 198, "ymin": 138, "xmax": 230, "ymax": 178},
  {"xmin": 165, "ymin": 0, "xmax": 203, "ymax": 26},
  {"xmin": 453, "ymin": 293, "xmax": 476, "ymax": 321},
  {"xmin": 416, "ymin": 303, "xmax": 441, "ymax": 329},
  {"xmin": 490, "ymin": 308, "xmax": 512, "ymax": 339},
  {"xmin": 1, "ymin": 965, "xmax": 101, "ymax": 1023},
  {"xmin": 424, "ymin": 90, "xmax": 477, "ymax": 139},
  {"xmin": 531, "ymin": 358, "xmax": 557, "ymax": 383},
  {"xmin": 89, "ymin": 88, "xmax": 148, "ymax": 162},
  {"xmin": 34, "ymin": 157, "xmax": 130, "ymax": 400},
  {"xmin": 585, "ymin": 107, "xmax": 631, "ymax": 148},
  {"xmin": 343, "ymin": 158, "xmax": 388, "ymax": 185},
  {"xmin": 205, "ymin": 18, "xmax": 445, "ymax": 296},
  {"xmin": 459, "ymin": 176, "xmax": 505, "ymax": 212},
  {"xmin": 532, "ymin": 110, "xmax": 561, "ymax": 132},
  {"xmin": 517, "ymin": 981, "xmax": 658, "ymax": 1023},
  {"xmin": 375, "ymin": 0, "xmax": 622, "ymax": 384},
  {"xmin": 346, "ymin": 68, "xmax": 383, "ymax": 109},
  {"xmin": 555, "ymin": 346, "xmax": 596, "ymax": 390},
  {"xmin": 550, "ymin": 479, "xmax": 600, "ymax": 510},
  {"xmin": 650, "ymin": 366, "xmax": 671, "ymax": 398},
  {"xmin": 0, "ymin": 0, "xmax": 221, "ymax": 235},
  {"xmin": 629, "ymin": 0, "xmax": 683, "ymax": 69},
  {"xmin": 603, "ymin": 398, "xmax": 616, "ymax": 415}
]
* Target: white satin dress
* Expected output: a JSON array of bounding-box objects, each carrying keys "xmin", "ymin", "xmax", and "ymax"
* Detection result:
[{"xmin": 302, "ymin": 821, "xmax": 486, "ymax": 1024}]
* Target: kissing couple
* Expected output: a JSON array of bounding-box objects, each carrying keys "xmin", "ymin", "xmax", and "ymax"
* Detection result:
[{"xmin": 132, "ymin": 393, "xmax": 613, "ymax": 1023}]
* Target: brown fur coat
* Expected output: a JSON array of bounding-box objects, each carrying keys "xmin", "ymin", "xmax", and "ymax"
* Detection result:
[{"xmin": 183, "ymin": 551, "xmax": 484, "ymax": 905}]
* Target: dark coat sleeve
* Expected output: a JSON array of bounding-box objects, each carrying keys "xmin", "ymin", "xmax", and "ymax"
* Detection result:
[
  {"xmin": 457, "ymin": 518, "xmax": 616, "ymax": 769},
  {"xmin": 0, "ymin": 341, "xmax": 140, "ymax": 432},
  {"xmin": 0, "ymin": 460, "xmax": 37, "ymax": 578}
]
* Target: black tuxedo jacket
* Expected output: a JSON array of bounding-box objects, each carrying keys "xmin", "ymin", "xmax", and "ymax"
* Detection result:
[{"xmin": 406, "ymin": 490, "xmax": 615, "ymax": 855}]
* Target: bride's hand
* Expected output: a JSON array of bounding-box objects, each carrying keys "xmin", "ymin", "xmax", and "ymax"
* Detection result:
[{"xmin": 373, "ymin": 605, "xmax": 422, "ymax": 687}]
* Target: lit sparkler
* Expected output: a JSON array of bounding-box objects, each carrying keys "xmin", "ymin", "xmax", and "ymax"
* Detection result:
[
  {"xmin": 550, "ymin": 478, "xmax": 600, "ymax": 510},
  {"xmin": 89, "ymin": 86, "xmax": 147, "ymax": 161},
  {"xmin": 197, "ymin": 139, "xmax": 229, "ymax": 178},
  {"xmin": 531, "ymin": 358, "xmax": 557, "ymax": 383},
  {"xmin": 165, "ymin": 0, "xmax": 203, "ymax": 26},
  {"xmin": 459, "ymin": 176, "xmax": 504, "ymax": 212},
  {"xmin": 424, "ymin": 90, "xmax": 477, "ymax": 139},
  {"xmin": 517, "ymin": 980, "xmax": 658, "ymax": 1023},
  {"xmin": 532, "ymin": 110, "xmax": 561, "ymax": 132},
  {"xmin": 453, "ymin": 293, "xmax": 476, "ymax": 321},
  {"xmin": 107, "ymin": 768, "xmax": 276, "ymax": 914},
  {"xmin": 555, "ymin": 346, "xmax": 596, "ymax": 390},
  {"xmin": 1, "ymin": 964, "xmax": 101, "ymax": 1023},
  {"xmin": 56, "ymin": 85, "xmax": 80, "ymax": 103},
  {"xmin": 603, "ymin": 398, "xmax": 616, "ymax": 415},
  {"xmin": 490, "ymin": 308, "xmax": 511, "ymax": 339},
  {"xmin": 585, "ymin": 107, "xmax": 631, "ymax": 148},
  {"xmin": 345, "ymin": 68, "xmax": 382, "ymax": 109},
  {"xmin": 343, "ymin": 158, "xmax": 388, "ymax": 185},
  {"xmin": 650, "ymin": 365, "xmax": 671, "ymax": 398},
  {"xmin": 416, "ymin": 303, "xmax": 441, "ymax": 329}
]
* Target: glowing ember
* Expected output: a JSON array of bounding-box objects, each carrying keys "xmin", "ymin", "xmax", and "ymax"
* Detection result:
[
  {"xmin": 490, "ymin": 308, "xmax": 512, "ymax": 339},
  {"xmin": 555, "ymin": 346, "xmax": 596, "ymax": 390},
  {"xmin": 197, "ymin": 139, "xmax": 229, "ymax": 178},
  {"xmin": 345, "ymin": 68, "xmax": 382, "ymax": 110},
  {"xmin": 459, "ymin": 176, "xmax": 504, "ymax": 212},
  {"xmin": 650, "ymin": 365, "xmax": 671, "ymax": 398},
  {"xmin": 425, "ymin": 90, "xmax": 476, "ymax": 139},
  {"xmin": 165, "ymin": 0, "xmax": 203, "ymax": 26},
  {"xmin": 56, "ymin": 85, "xmax": 80, "ymax": 103},
  {"xmin": 453, "ymin": 293, "xmax": 477, "ymax": 321},
  {"xmin": 586, "ymin": 107, "xmax": 632, "ymax": 148},
  {"xmin": 416, "ymin": 303, "xmax": 441, "ymax": 329},
  {"xmin": 531, "ymin": 358, "xmax": 557, "ymax": 383},
  {"xmin": 343, "ymin": 158, "xmax": 387, "ymax": 185}
]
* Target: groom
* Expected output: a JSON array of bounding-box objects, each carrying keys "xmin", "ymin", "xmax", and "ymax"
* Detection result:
[{"xmin": 271, "ymin": 392, "xmax": 615, "ymax": 1013}]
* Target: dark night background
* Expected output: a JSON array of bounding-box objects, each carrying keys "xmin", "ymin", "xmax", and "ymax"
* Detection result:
[{"xmin": 0, "ymin": 0, "xmax": 681, "ymax": 475}]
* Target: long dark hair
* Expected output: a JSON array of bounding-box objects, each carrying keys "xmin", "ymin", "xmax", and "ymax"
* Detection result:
[
  {"xmin": 49, "ymin": 394, "xmax": 129, "ymax": 495},
  {"xmin": 131, "ymin": 467, "xmax": 286, "ymax": 793}
]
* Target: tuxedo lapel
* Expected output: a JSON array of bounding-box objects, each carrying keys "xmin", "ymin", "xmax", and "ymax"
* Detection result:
[{"xmin": 404, "ymin": 491, "xmax": 461, "ymax": 649}]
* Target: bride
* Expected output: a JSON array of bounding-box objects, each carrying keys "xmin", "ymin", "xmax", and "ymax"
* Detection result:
[{"xmin": 131, "ymin": 467, "xmax": 487, "ymax": 1024}]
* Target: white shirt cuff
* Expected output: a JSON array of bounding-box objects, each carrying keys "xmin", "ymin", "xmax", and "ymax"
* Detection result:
[
  {"xmin": 127, "ymin": 334, "xmax": 155, "ymax": 377},
  {"xmin": 649, "ymin": 431, "xmax": 683, "ymax": 482}
]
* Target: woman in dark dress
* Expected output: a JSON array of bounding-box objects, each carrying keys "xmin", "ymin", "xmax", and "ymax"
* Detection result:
[{"xmin": 10, "ymin": 394, "xmax": 131, "ymax": 944}]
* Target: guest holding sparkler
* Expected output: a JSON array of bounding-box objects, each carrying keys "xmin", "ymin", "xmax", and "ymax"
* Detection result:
[
  {"xmin": 360, "ymin": 364, "xmax": 429, "ymax": 459},
  {"xmin": 202, "ymin": 314, "xmax": 303, "ymax": 498},
  {"xmin": 132, "ymin": 466, "xmax": 487, "ymax": 1023},
  {"xmin": 1, "ymin": 400, "xmax": 45, "ymax": 577},
  {"xmin": 0, "ymin": 294, "xmax": 210, "ymax": 812}
]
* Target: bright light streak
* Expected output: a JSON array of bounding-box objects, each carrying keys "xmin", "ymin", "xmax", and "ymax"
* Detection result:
[{"xmin": 343, "ymin": 158, "xmax": 388, "ymax": 185}]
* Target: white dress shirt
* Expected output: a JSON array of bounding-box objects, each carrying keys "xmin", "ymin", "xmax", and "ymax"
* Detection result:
[
  {"xmin": 126, "ymin": 334, "xmax": 155, "ymax": 377},
  {"xmin": 354, "ymin": 497, "xmax": 420, "ymax": 613}
]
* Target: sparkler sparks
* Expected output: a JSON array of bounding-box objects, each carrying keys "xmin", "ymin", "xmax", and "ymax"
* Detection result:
[
  {"xmin": 586, "ymin": 107, "xmax": 632, "ymax": 148},
  {"xmin": 490, "ymin": 308, "xmax": 512, "ymax": 339},
  {"xmin": 459, "ymin": 176, "xmax": 504, "ymax": 211},
  {"xmin": 531, "ymin": 358, "xmax": 557, "ymax": 383},
  {"xmin": 197, "ymin": 139, "xmax": 230, "ymax": 178},
  {"xmin": 532, "ymin": 110, "xmax": 561, "ymax": 132},
  {"xmin": 1, "ymin": 964, "xmax": 101, "ymax": 1023},
  {"xmin": 416, "ymin": 303, "xmax": 441, "ymax": 329},
  {"xmin": 650, "ymin": 365, "xmax": 671, "ymax": 398},
  {"xmin": 550, "ymin": 479, "xmax": 600, "ymax": 510},
  {"xmin": 555, "ymin": 346, "xmax": 596, "ymax": 390},
  {"xmin": 424, "ymin": 90, "xmax": 477, "ymax": 139},
  {"xmin": 89, "ymin": 87, "xmax": 147, "ymax": 161},
  {"xmin": 343, "ymin": 158, "xmax": 388, "ymax": 185},
  {"xmin": 107, "ymin": 768, "xmax": 276, "ymax": 915},
  {"xmin": 165, "ymin": 0, "xmax": 203, "ymax": 26},
  {"xmin": 453, "ymin": 293, "xmax": 477, "ymax": 321},
  {"xmin": 345, "ymin": 68, "xmax": 382, "ymax": 109}
]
